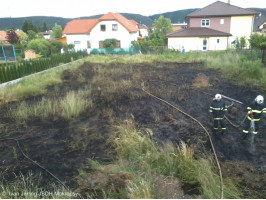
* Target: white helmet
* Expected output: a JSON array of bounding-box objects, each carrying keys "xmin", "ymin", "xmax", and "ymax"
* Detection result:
[
  {"xmin": 255, "ymin": 95, "xmax": 264, "ymax": 104},
  {"xmin": 215, "ymin": 94, "xmax": 222, "ymax": 100}
]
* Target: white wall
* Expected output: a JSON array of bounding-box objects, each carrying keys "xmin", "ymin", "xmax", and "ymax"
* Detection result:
[
  {"xmin": 168, "ymin": 37, "xmax": 228, "ymax": 51},
  {"xmin": 208, "ymin": 37, "xmax": 228, "ymax": 51},
  {"xmin": 65, "ymin": 34, "xmax": 90, "ymax": 52},
  {"xmin": 140, "ymin": 29, "xmax": 149, "ymax": 37},
  {"xmin": 90, "ymin": 20, "xmax": 138, "ymax": 48},
  {"xmin": 168, "ymin": 37, "xmax": 201, "ymax": 51},
  {"xmin": 229, "ymin": 16, "xmax": 254, "ymax": 46}
]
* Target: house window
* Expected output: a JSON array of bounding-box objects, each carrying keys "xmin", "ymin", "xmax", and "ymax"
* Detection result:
[
  {"xmin": 99, "ymin": 41, "xmax": 104, "ymax": 48},
  {"xmin": 217, "ymin": 39, "xmax": 220, "ymax": 43},
  {"xmin": 74, "ymin": 41, "xmax": 81, "ymax": 44},
  {"xmin": 220, "ymin": 19, "xmax": 224, "ymax": 24},
  {"xmin": 112, "ymin": 24, "xmax": 118, "ymax": 31},
  {"xmin": 100, "ymin": 25, "xmax": 106, "ymax": 32},
  {"xmin": 87, "ymin": 41, "xmax": 91, "ymax": 48},
  {"xmin": 201, "ymin": 19, "xmax": 210, "ymax": 27}
]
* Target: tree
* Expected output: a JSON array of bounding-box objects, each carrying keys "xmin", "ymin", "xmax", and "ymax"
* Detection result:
[
  {"xmin": 132, "ymin": 39, "xmax": 151, "ymax": 53},
  {"xmin": 42, "ymin": 22, "xmax": 48, "ymax": 32},
  {"xmin": 51, "ymin": 24, "xmax": 62, "ymax": 39},
  {"xmin": 51, "ymin": 41, "xmax": 63, "ymax": 53},
  {"xmin": 249, "ymin": 33, "xmax": 266, "ymax": 63},
  {"xmin": 22, "ymin": 20, "xmax": 40, "ymax": 33},
  {"xmin": 27, "ymin": 30, "xmax": 37, "ymax": 40},
  {"xmin": 235, "ymin": 36, "xmax": 247, "ymax": 49},
  {"xmin": 103, "ymin": 38, "xmax": 118, "ymax": 48},
  {"xmin": 27, "ymin": 39, "xmax": 51, "ymax": 57},
  {"xmin": 249, "ymin": 33, "xmax": 266, "ymax": 49},
  {"xmin": 6, "ymin": 29, "xmax": 20, "ymax": 44},
  {"xmin": 150, "ymin": 16, "xmax": 173, "ymax": 46},
  {"xmin": 17, "ymin": 30, "xmax": 29, "ymax": 49}
]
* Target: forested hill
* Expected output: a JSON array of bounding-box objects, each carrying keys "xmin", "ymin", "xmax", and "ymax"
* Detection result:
[
  {"xmin": 0, "ymin": 8, "xmax": 264, "ymax": 30},
  {"xmin": 149, "ymin": 9, "xmax": 197, "ymax": 23},
  {"xmin": 0, "ymin": 16, "xmax": 72, "ymax": 31}
]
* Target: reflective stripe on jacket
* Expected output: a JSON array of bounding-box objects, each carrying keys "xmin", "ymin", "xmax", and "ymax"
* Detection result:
[
  {"xmin": 246, "ymin": 101, "xmax": 265, "ymax": 121},
  {"xmin": 209, "ymin": 99, "xmax": 227, "ymax": 119}
]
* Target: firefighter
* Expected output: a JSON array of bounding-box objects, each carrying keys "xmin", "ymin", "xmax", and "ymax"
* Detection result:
[
  {"xmin": 209, "ymin": 94, "xmax": 228, "ymax": 134},
  {"xmin": 242, "ymin": 95, "xmax": 266, "ymax": 135}
]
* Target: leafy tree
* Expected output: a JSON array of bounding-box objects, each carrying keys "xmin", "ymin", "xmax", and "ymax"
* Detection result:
[
  {"xmin": 51, "ymin": 24, "xmax": 62, "ymax": 39},
  {"xmin": 64, "ymin": 43, "xmax": 75, "ymax": 52},
  {"xmin": 51, "ymin": 41, "xmax": 63, "ymax": 53},
  {"xmin": 235, "ymin": 36, "xmax": 247, "ymax": 49},
  {"xmin": 249, "ymin": 33, "xmax": 266, "ymax": 63},
  {"xmin": 27, "ymin": 39, "xmax": 51, "ymax": 57},
  {"xmin": 6, "ymin": 29, "xmax": 20, "ymax": 44},
  {"xmin": 36, "ymin": 32, "xmax": 45, "ymax": 39},
  {"xmin": 27, "ymin": 30, "xmax": 37, "ymax": 40},
  {"xmin": 150, "ymin": 15, "xmax": 173, "ymax": 46},
  {"xmin": 132, "ymin": 39, "xmax": 151, "ymax": 53},
  {"xmin": 103, "ymin": 38, "xmax": 118, "ymax": 48},
  {"xmin": 15, "ymin": 30, "xmax": 29, "ymax": 50},
  {"xmin": 249, "ymin": 33, "xmax": 266, "ymax": 49}
]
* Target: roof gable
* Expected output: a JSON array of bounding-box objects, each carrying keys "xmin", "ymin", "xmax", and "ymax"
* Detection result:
[
  {"xmin": 187, "ymin": 1, "xmax": 259, "ymax": 18},
  {"xmin": 63, "ymin": 19, "xmax": 99, "ymax": 34},
  {"xmin": 166, "ymin": 27, "xmax": 232, "ymax": 37},
  {"xmin": 100, "ymin": 12, "xmax": 139, "ymax": 32}
]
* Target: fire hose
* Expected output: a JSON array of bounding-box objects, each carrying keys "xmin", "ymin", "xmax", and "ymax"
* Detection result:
[{"xmin": 141, "ymin": 82, "xmax": 224, "ymax": 199}]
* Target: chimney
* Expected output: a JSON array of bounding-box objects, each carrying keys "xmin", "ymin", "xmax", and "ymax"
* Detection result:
[{"xmin": 228, "ymin": 0, "xmax": 230, "ymax": 4}]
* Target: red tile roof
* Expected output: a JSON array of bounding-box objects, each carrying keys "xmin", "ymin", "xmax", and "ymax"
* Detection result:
[
  {"xmin": 100, "ymin": 12, "xmax": 139, "ymax": 32},
  {"xmin": 166, "ymin": 27, "xmax": 231, "ymax": 37},
  {"xmin": 63, "ymin": 12, "xmax": 139, "ymax": 34},
  {"xmin": 63, "ymin": 19, "xmax": 99, "ymax": 34},
  {"xmin": 0, "ymin": 31, "xmax": 7, "ymax": 42},
  {"xmin": 187, "ymin": 1, "xmax": 259, "ymax": 18}
]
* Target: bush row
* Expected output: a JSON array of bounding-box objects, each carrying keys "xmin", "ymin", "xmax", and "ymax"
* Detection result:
[{"xmin": 0, "ymin": 52, "xmax": 86, "ymax": 83}]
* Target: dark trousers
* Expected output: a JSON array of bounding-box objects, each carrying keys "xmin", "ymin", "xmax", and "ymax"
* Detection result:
[
  {"xmin": 243, "ymin": 119, "xmax": 259, "ymax": 134},
  {"xmin": 213, "ymin": 118, "xmax": 226, "ymax": 132}
]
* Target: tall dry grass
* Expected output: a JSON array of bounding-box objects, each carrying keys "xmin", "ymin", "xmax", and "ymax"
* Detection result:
[
  {"xmin": 112, "ymin": 119, "xmax": 240, "ymax": 199},
  {"xmin": 11, "ymin": 87, "xmax": 93, "ymax": 122}
]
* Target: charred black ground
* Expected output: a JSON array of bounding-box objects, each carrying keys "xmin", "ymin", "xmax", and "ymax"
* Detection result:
[{"xmin": 0, "ymin": 62, "xmax": 265, "ymax": 198}]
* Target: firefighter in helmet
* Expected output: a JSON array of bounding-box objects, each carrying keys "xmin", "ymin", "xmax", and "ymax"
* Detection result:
[
  {"xmin": 242, "ymin": 95, "xmax": 266, "ymax": 135},
  {"xmin": 209, "ymin": 94, "xmax": 228, "ymax": 134}
]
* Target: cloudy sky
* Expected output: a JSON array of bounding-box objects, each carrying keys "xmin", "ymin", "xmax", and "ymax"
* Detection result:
[{"xmin": 0, "ymin": 0, "xmax": 265, "ymax": 18}]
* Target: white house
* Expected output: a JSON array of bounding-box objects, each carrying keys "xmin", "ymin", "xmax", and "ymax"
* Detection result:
[
  {"xmin": 43, "ymin": 30, "xmax": 53, "ymax": 40},
  {"xmin": 138, "ymin": 24, "xmax": 149, "ymax": 38},
  {"xmin": 63, "ymin": 12, "xmax": 139, "ymax": 52},
  {"xmin": 167, "ymin": 1, "xmax": 259, "ymax": 52}
]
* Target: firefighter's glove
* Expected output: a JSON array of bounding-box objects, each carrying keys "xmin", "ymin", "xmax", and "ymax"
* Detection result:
[{"xmin": 248, "ymin": 112, "xmax": 254, "ymax": 119}]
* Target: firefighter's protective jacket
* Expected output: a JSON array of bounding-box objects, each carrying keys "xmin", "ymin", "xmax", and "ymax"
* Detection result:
[
  {"xmin": 209, "ymin": 99, "xmax": 227, "ymax": 119},
  {"xmin": 247, "ymin": 100, "xmax": 266, "ymax": 121}
]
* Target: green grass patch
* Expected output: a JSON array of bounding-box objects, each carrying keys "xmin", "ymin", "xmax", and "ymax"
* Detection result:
[
  {"xmin": 110, "ymin": 119, "xmax": 240, "ymax": 198},
  {"xmin": 0, "ymin": 59, "xmax": 85, "ymax": 104},
  {"xmin": 11, "ymin": 86, "xmax": 93, "ymax": 122}
]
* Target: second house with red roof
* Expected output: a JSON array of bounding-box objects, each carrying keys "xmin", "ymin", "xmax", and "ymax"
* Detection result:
[{"xmin": 63, "ymin": 12, "xmax": 139, "ymax": 52}]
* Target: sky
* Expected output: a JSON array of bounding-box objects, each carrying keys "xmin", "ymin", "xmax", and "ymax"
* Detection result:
[{"xmin": 0, "ymin": 0, "xmax": 265, "ymax": 18}]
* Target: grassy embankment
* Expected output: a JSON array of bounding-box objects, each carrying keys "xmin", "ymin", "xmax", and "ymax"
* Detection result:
[{"xmin": 0, "ymin": 51, "xmax": 264, "ymax": 198}]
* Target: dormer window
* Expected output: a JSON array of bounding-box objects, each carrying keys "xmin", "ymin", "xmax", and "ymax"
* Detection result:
[{"xmin": 201, "ymin": 19, "xmax": 210, "ymax": 27}]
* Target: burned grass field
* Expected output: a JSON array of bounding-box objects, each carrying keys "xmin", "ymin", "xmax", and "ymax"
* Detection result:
[{"xmin": 0, "ymin": 61, "xmax": 265, "ymax": 198}]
